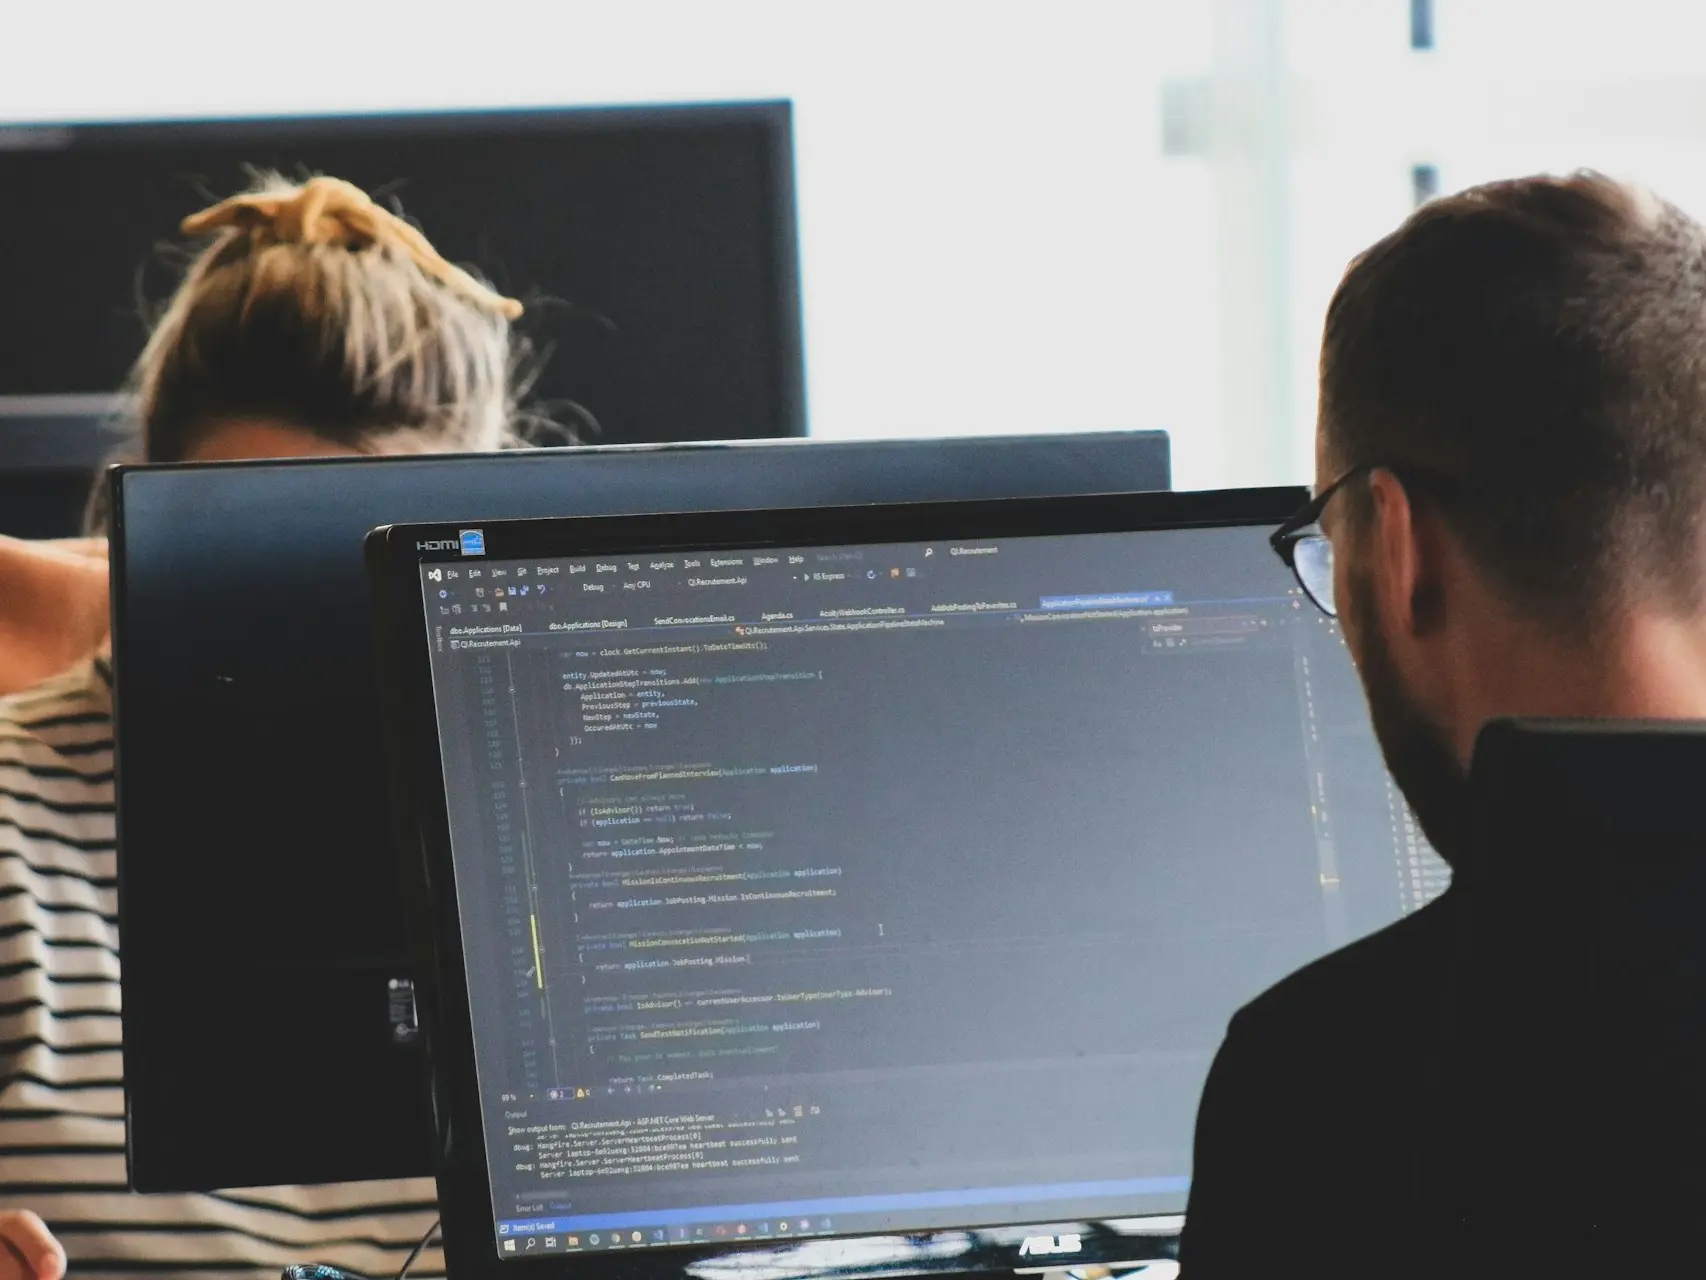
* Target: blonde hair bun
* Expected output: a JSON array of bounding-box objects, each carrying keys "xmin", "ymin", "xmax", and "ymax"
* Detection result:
[
  {"xmin": 117, "ymin": 170, "xmax": 537, "ymax": 471},
  {"xmin": 181, "ymin": 175, "xmax": 523, "ymax": 320}
]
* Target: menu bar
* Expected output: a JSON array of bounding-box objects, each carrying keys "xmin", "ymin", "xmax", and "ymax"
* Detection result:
[{"xmin": 498, "ymin": 1217, "xmax": 837, "ymax": 1255}]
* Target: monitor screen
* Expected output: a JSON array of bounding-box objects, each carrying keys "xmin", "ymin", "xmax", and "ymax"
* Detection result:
[
  {"xmin": 0, "ymin": 101, "xmax": 803, "ymax": 443},
  {"xmin": 110, "ymin": 433, "xmax": 1171, "ymax": 1193},
  {"xmin": 405, "ymin": 510, "xmax": 1449, "ymax": 1262}
]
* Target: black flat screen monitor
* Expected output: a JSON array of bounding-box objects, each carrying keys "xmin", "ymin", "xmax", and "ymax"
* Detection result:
[
  {"xmin": 366, "ymin": 488, "xmax": 1451, "ymax": 1280},
  {"xmin": 0, "ymin": 101, "xmax": 804, "ymax": 443},
  {"xmin": 109, "ymin": 433, "xmax": 1170, "ymax": 1193}
]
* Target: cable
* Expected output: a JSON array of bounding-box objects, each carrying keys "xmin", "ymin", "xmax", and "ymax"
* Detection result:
[{"xmin": 397, "ymin": 1218, "xmax": 441, "ymax": 1280}]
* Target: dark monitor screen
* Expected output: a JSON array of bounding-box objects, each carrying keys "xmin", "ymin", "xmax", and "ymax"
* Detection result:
[
  {"xmin": 109, "ymin": 433, "xmax": 1170, "ymax": 1194},
  {"xmin": 376, "ymin": 492, "xmax": 1450, "ymax": 1279},
  {"xmin": 0, "ymin": 101, "xmax": 803, "ymax": 443},
  {"xmin": 0, "ymin": 399, "xmax": 122, "ymax": 536}
]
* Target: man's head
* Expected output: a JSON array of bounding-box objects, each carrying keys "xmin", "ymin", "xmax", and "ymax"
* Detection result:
[{"xmin": 1314, "ymin": 172, "xmax": 1706, "ymax": 860}]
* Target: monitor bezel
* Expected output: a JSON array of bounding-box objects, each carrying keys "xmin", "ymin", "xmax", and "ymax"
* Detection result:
[{"xmin": 367, "ymin": 486, "xmax": 1305, "ymax": 1280}]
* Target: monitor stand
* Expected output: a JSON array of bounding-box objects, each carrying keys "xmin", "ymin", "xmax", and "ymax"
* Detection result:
[{"xmin": 1022, "ymin": 1264, "xmax": 1178, "ymax": 1280}]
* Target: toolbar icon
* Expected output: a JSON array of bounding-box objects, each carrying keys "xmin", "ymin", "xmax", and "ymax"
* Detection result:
[
  {"xmin": 427, "ymin": 568, "xmax": 443, "ymax": 582},
  {"xmin": 502, "ymin": 1241, "xmax": 516, "ymax": 1254}
]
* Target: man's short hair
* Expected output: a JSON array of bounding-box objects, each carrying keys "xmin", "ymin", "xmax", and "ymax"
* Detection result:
[{"xmin": 1321, "ymin": 170, "xmax": 1706, "ymax": 622}]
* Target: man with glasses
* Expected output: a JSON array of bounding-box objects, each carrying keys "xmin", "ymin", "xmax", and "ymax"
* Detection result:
[{"xmin": 1180, "ymin": 172, "xmax": 1706, "ymax": 1276}]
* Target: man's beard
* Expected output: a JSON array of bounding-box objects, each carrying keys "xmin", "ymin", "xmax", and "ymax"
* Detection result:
[{"xmin": 1344, "ymin": 569, "xmax": 1470, "ymax": 868}]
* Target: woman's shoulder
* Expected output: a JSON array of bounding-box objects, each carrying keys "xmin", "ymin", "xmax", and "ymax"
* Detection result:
[
  {"xmin": 0, "ymin": 658, "xmax": 113, "ymax": 763},
  {"xmin": 0, "ymin": 535, "xmax": 110, "ymax": 698},
  {"xmin": 0, "ymin": 660, "xmax": 115, "ymax": 855}
]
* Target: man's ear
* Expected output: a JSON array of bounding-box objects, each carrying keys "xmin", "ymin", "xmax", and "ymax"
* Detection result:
[{"xmin": 1365, "ymin": 468, "xmax": 1442, "ymax": 639}]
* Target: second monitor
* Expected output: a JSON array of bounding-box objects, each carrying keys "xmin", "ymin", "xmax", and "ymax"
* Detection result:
[{"xmin": 110, "ymin": 433, "xmax": 1171, "ymax": 1193}]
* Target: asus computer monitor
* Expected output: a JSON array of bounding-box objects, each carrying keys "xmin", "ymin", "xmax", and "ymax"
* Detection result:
[
  {"xmin": 0, "ymin": 101, "xmax": 804, "ymax": 444},
  {"xmin": 110, "ymin": 433, "xmax": 1170, "ymax": 1193},
  {"xmin": 366, "ymin": 488, "xmax": 1450, "ymax": 1279}
]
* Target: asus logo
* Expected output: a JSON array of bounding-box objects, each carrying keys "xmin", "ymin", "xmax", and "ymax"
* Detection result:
[
  {"xmin": 1018, "ymin": 1235, "xmax": 1082, "ymax": 1258},
  {"xmin": 416, "ymin": 541, "xmax": 459, "ymax": 551}
]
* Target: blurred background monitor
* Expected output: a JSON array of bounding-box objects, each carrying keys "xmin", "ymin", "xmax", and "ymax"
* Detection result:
[
  {"xmin": 109, "ymin": 432, "xmax": 1170, "ymax": 1193},
  {"xmin": 0, "ymin": 100, "xmax": 806, "ymax": 538},
  {"xmin": 0, "ymin": 397, "xmax": 119, "ymax": 536}
]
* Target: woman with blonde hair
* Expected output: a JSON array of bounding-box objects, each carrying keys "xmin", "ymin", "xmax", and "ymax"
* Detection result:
[{"xmin": 0, "ymin": 174, "xmax": 534, "ymax": 1279}]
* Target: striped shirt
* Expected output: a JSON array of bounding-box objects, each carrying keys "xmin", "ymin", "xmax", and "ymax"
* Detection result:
[{"xmin": 0, "ymin": 659, "xmax": 442, "ymax": 1279}]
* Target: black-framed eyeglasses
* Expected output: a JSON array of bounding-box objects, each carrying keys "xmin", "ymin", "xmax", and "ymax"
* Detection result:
[{"xmin": 1270, "ymin": 462, "xmax": 1458, "ymax": 618}]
